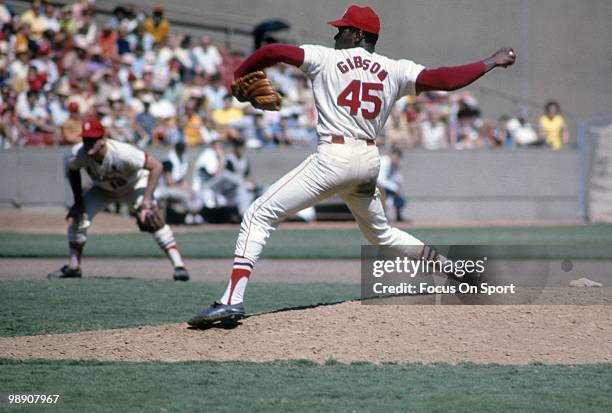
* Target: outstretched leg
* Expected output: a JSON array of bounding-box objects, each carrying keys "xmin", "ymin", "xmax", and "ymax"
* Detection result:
[
  {"xmin": 49, "ymin": 186, "xmax": 113, "ymax": 278},
  {"xmin": 189, "ymin": 151, "xmax": 348, "ymax": 326},
  {"xmin": 129, "ymin": 186, "xmax": 189, "ymax": 281},
  {"xmin": 340, "ymin": 187, "xmax": 448, "ymax": 262},
  {"xmin": 151, "ymin": 224, "xmax": 189, "ymax": 281}
]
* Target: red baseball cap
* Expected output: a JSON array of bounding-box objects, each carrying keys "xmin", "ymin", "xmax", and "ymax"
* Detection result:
[
  {"xmin": 328, "ymin": 5, "xmax": 380, "ymax": 35},
  {"xmin": 67, "ymin": 102, "xmax": 79, "ymax": 113},
  {"xmin": 81, "ymin": 116, "xmax": 105, "ymax": 139}
]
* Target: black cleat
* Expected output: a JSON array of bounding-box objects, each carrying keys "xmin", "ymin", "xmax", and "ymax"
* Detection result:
[
  {"xmin": 173, "ymin": 267, "xmax": 190, "ymax": 281},
  {"xmin": 188, "ymin": 301, "xmax": 246, "ymax": 327},
  {"xmin": 48, "ymin": 265, "xmax": 82, "ymax": 279}
]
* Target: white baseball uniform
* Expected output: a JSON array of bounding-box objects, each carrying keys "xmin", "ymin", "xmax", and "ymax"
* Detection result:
[
  {"xmin": 68, "ymin": 140, "xmax": 149, "ymax": 218},
  {"xmin": 65, "ymin": 139, "xmax": 184, "ymax": 270},
  {"xmin": 234, "ymin": 45, "xmax": 428, "ymax": 265}
]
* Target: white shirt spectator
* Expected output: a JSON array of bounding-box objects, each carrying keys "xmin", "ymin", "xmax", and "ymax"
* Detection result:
[
  {"xmin": 164, "ymin": 148, "xmax": 190, "ymax": 185},
  {"xmin": 377, "ymin": 155, "xmax": 403, "ymax": 193},
  {"xmin": 9, "ymin": 59, "xmax": 29, "ymax": 82},
  {"xmin": 31, "ymin": 58, "xmax": 59, "ymax": 86},
  {"xmin": 16, "ymin": 92, "xmax": 48, "ymax": 121},
  {"xmin": 48, "ymin": 98, "xmax": 69, "ymax": 127},
  {"xmin": 421, "ymin": 120, "xmax": 448, "ymax": 150},
  {"xmin": 193, "ymin": 41, "xmax": 222, "ymax": 75},
  {"xmin": 0, "ymin": 3, "xmax": 11, "ymax": 24},
  {"xmin": 41, "ymin": 13, "xmax": 60, "ymax": 33},
  {"xmin": 203, "ymin": 84, "xmax": 228, "ymax": 110}
]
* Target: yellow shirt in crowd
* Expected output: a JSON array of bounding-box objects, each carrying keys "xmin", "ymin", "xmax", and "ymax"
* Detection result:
[
  {"xmin": 539, "ymin": 114, "xmax": 566, "ymax": 150},
  {"xmin": 184, "ymin": 114, "xmax": 203, "ymax": 146},
  {"xmin": 212, "ymin": 108, "xmax": 244, "ymax": 126},
  {"xmin": 144, "ymin": 18, "xmax": 170, "ymax": 44},
  {"xmin": 20, "ymin": 10, "xmax": 46, "ymax": 40}
]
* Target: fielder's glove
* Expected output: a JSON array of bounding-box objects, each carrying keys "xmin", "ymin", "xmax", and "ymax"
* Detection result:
[
  {"xmin": 231, "ymin": 71, "xmax": 282, "ymax": 111},
  {"xmin": 136, "ymin": 203, "xmax": 166, "ymax": 233}
]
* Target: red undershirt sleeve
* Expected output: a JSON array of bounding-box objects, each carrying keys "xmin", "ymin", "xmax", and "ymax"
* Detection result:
[
  {"xmin": 234, "ymin": 44, "xmax": 305, "ymax": 78},
  {"xmin": 415, "ymin": 61, "xmax": 487, "ymax": 94}
]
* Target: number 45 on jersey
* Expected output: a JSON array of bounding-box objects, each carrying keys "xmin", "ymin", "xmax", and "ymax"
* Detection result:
[{"xmin": 337, "ymin": 80, "xmax": 383, "ymax": 119}]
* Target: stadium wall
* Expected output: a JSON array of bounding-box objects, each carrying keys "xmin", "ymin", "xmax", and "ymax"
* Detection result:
[{"xmin": 0, "ymin": 148, "xmax": 579, "ymax": 222}]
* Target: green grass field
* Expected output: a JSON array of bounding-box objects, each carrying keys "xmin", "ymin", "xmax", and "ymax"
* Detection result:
[
  {"xmin": 2, "ymin": 224, "xmax": 612, "ymax": 259},
  {"xmin": 1, "ymin": 359, "xmax": 610, "ymax": 413},
  {"xmin": 2, "ymin": 225, "xmax": 611, "ymax": 411},
  {"xmin": 0, "ymin": 280, "xmax": 359, "ymax": 336}
]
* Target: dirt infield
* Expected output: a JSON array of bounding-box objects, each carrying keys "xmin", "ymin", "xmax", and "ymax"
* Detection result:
[
  {"xmin": 0, "ymin": 208, "xmax": 582, "ymax": 234},
  {"xmin": 1, "ymin": 303, "xmax": 610, "ymax": 365},
  {"xmin": 2, "ymin": 257, "xmax": 610, "ymax": 364}
]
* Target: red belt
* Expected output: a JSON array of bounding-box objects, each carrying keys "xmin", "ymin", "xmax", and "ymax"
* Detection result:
[{"xmin": 331, "ymin": 135, "xmax": 375, "ymax": 146}]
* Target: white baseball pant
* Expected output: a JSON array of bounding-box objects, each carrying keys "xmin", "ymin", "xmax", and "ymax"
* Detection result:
[{"xmin": 234, "ymin": 139, "xmax": 425, "ymax": 263}]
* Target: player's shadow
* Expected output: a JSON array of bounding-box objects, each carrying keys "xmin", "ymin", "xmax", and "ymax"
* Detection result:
[
  {"xmin": 186, "ymin": 299, "xmax": 354, "ymax": 331},
  {"xmin": 187, "ymin": 319, "xmax": 243, "ymax": 331}
]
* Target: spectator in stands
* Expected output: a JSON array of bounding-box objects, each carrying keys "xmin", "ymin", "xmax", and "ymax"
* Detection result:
[
  {"xmin": 134, "ymin": 94, "xmax": 155, "ymax": 147},
  {"xmin": 182, "ymin": 101, "xmax": 204, "ymax": 146},
  {"xmin": 378, "ymin": 148, "xmax": 407, "ymax": 222},
  {"xmin": 72, "ymin": 6, "xmax": 97, "ymax": 47},
  {"xmin": 454, "ymin": 99, "xmax": 483, "ymax": 149},
  {"xmin": 382, "ymin": 101, "xmax": 414, "ymax": 148},
  {"xmin": 41, "ymin": 1, "xmax": 60, "ymax": 33},
  {"xmin": 508, "ymin": 115, "xmax": 540, "ymax": 147},
  {"xmin": 0, "ymin": 1, "xmax": 11, "ymax": 25},
  {"xmin": 539, "ymin": 101, "xmax": 569, "ymax": 150},
  {"xmin": 200, "ymin": 114, "xmax": 221, "ymax": 145},
  {"xmin": 277, "ymin": 112, "xmax": 313, "ymax": 146},
  {"xmin": 211, "ymin": 94, "xmax": 244, "ymax": 140},
  {"xmin": 20, "ymin": 0, "xmax": 45, "ymax": 41},
  {"xmin": 62, "ymin": 40, "xmax": 89, "ymax": 81},
  {"xmin": 99, "ymin": 25, "xmax": 118, "ymax": 61},
  {"xmin": 16, "ymin": 89, "xmax": 56, "ymax": 145},
  {"xmin": 0, "ymin": 102, "xmax": 26, "ymax": 148},
  {"xmin": 225, "ymin": 138, "xmax": 258, "ymax": 214},
  {"xmin": 48, "ymin": 83, "xmax": 71, "ymax": 127},
  {"xmin": 493, "ymin": 115, "xmax": 514, "ymax": 148},
  {"xmin": 59, "ymin": 7, "xmax": 78, "ymax": 37},
  {"xmin": 157, "ymin": 141, "xmax": 204, "ymax": 224},
  {"xmin": 102, "ymin": 90, "xmax": 134, "ymax": 143},
  {"xmin": 31, "ymin": 43, "xmax": 59, "ymax": 87},
  {"xmin": 144, "ymin": 5, "xmax": 170, "ymax": 46},
  {"xmin": 9, "ymin": 46, "xmax": 30, "ymax": 90},
  {"xmin": 193, "ymin": 35, "xmax": 222, "ymax": 76},
  {"xmin": 420, "ymin": 109, "xmax": 448, "ymax": 150},
  {"xmin": 60, "ymin": 101, "xmax": 82, "ymax": 144},
  {"xmin": 192, "ymin": 139, "xmax": 250, "ymax": 218},
  {"xmin": 203, "ymin": 72, "xmax": 228, "ymax": 110}
]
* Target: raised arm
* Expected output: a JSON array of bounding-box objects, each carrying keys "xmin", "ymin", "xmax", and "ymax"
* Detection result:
[
  {"xmin": 416, "ymin": 47, "xmax": 515, "ymax": 94},
  {"xmin": 234, "ymin": 44, "xmax": 305, "ymax": 78}
]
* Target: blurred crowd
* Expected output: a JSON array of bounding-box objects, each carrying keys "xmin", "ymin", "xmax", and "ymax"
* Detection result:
[{"xmin": 0, "ymin": 0, "xmax": 570, "ymax": 151}]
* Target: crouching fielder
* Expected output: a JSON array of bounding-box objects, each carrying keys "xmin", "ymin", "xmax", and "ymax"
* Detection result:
[{"xmin": 48, "ymin": 116, "xmax": 190, "ymax": 281}]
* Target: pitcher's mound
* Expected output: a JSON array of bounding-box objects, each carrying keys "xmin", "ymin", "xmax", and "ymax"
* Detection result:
[{"xmin": 1, "ymin": 301, "xmax": 611, "ymax": 365}]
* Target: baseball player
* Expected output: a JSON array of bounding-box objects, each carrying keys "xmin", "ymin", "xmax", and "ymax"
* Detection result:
[
  {"xmin": 189, "ymin": 5, "xmax": 515, "ymax": 326},
  {"xmin": 48, "ymin": 116, "xmax": 190, "ymax": 281}
]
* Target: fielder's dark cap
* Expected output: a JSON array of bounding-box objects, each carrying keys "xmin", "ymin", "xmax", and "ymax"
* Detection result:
[{"xmin": 328, "ymin": 5, "xmax": 380, "ymax": 35}]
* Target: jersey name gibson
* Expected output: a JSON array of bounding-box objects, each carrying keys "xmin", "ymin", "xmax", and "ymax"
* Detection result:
[{"xmin": 336, "ymin": 55, "xmax": 388, "ymax": 82}]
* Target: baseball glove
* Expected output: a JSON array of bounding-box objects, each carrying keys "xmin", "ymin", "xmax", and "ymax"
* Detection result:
[
  {"xmin": 136, "ymin": 204, "xmax": 165, "ymax": 232},
  {"xmin": 231, "ymin": 71, "xmax": 282, "ymax": 111}
]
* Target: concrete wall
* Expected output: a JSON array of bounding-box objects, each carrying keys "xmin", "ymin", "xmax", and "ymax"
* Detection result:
[{"xmin": 0, "ymin": 147, "xmax": 579, "ymax": 222}]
